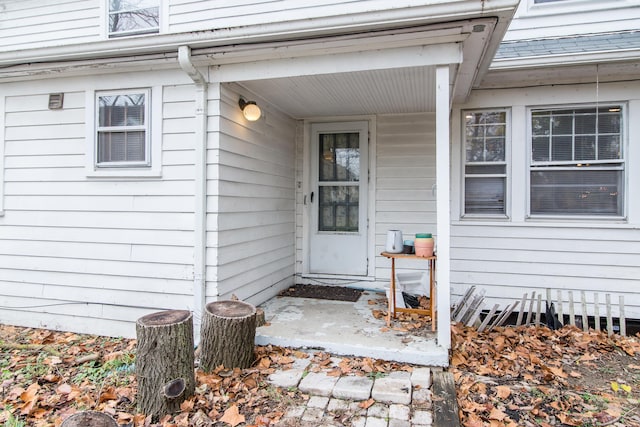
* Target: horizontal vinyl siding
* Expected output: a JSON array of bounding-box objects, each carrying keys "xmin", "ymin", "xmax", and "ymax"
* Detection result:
[
  {"xmin": 169, "ymin": 0, "xmax": 351, "ymax": 31},
  {"xmin": 0, "ymin": 0, "xmax": 101, "ymax": 51},
  {"xmin": 374, "ymin": 113, "xmax": 437, "ymax": 287},
  {"xmin": 506, "ymin": 2, "xmax": 640, "ymax": 41},
  {"xmin": 451, "ymin": 224, "xmax": 640, "ymax": 320},
  {"xmin": 0, "ymin": 79, "xmax": 196, "ymax": 338},
  {"xmin": 206, "ymin": 84, "xmax": 296, "ymax": 304},
  {"xmin": 167, "ymin": 0, "xmax": 466, "ymax": 33}
]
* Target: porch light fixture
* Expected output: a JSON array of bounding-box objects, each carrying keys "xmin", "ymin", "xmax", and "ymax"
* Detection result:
[{"xmin": 239, "ymin": 97, "xmax": 261, "ymax": 121}]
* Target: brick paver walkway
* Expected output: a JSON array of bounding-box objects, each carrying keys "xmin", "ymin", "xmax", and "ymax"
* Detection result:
[{"xmin": 268, "ymin": 355, "xmax": 435, "ymax": 426}]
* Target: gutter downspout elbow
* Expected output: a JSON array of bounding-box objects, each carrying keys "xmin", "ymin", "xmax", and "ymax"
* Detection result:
[{"xmin": 178, "ymin": 45, "xmax": 208, "ymax": 345}]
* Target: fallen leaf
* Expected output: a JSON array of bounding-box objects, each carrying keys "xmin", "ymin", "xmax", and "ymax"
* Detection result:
[
  {"xmin": 220, "ymin": 405, "xmax": 245, "ymax": 427},
  {"xmin": 43, "ymin": 374, "xmax": 60, "ymax": 382},
  {"xmin": 358, "ymin": 398, "xmax": 375, "ymax": 409},
  {"xmin": 463, "ymin": 414, "xmax": 484, "ymax": 427},
  {"xmin": 606, "ymin": 405, "xmax": 622, "ymax": 418},
  {"xmin": 175, "ymin": 412, "xmax": 189, "ymax": 427},
  {"xmin": 325, "ymin": 368, "xmax": 340, "ymax": 377},
  {"xmin": 557, "ymin": 413, "xmax": 582, "ymax": 426},
  {"xmin": 594, "ymin": 411, "xmax": 617, "ymax": 424},
  {"xmin": 579, "ymin": 353, "xmax": 597, "ymax": 362},
  {"xmin": 621, "ymin": 384, "xmax": 632, "ymax": 393},
  {"xmin": 99, "ymin": 387, "xmax": 118, "ymax": 403},
  {"xmin": 542, "ymin": 365, "xmax": 568, "ymax": 379},
  {"xmin": 611, "ymin": 381, "xmax": 620, "ymax": 392},
  {"xmin": 19, "ymin": 383, "xmax": 40, "ymax": 415},
  {"xmin": 495, "ymin": 385, "xmax": 511, "ymax": 399},
  {"xmin": 180, "ymin": 398, "xmax": 195, "ymax": 412},
  {"xmin": 489, "ymin": 407, "xmax": 507, "ymax": 421},
  {"xmin": 56, "ymin": 383, "xmax": 72, "ymax": 395}
]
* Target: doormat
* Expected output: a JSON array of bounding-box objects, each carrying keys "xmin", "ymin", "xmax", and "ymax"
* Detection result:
[{"xmin": 278, "ymin": 284, "xmax": 363, "ymax": 302}]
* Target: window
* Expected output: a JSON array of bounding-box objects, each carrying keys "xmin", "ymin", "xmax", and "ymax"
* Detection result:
[
  {"xmin": 529, "ymin": 105, "xmax": 624, "ymax": 217},
  {"xmin": 318, "ymin": 132, "xmax": 360, "ymax": 232},
  {"xmin": 96, "ymin": 90, "xmax": 150, "ymax": 167},
  {"xmin": 463, "ymin": 110, "xmax": 509, "ymax": 216},
  {"xmin": 108, "ymin": 0, "xmax": 159, "ymax": 37}
]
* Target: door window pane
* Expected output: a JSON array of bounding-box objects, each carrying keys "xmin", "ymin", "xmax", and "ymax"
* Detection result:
[
  {"xmin": 319, "ymin": 133, "xmax": 360, "ymax": 182},
  {"xmin": 318, "ymin": 186, "xmax": 359, "ymax": 232}
]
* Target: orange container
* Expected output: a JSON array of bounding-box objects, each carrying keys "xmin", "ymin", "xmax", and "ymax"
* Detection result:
[{"xmin": 414, "ymin": 234, "xmax": 434, "ymax": 257}]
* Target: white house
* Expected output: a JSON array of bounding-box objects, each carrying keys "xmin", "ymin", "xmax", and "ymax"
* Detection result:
[{"xmin": 0, "ymin": 0, "xmax": 639, "ymax": 361}]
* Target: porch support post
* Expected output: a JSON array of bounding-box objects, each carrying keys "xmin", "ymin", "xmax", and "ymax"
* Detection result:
[{"xmin": 435, "ymin": 64, "xmax": 451, "ymax": 349}]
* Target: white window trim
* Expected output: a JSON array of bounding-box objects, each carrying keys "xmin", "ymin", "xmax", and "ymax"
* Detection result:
[
  {"xmin": 85, "ymin": 86, "xmax": 162, "ymax": 178},
  {"xmin": 461, "ymin": 108, "xmax": 511, "ymax": 220},
  {"xmin": 525, "ymin": 102, "xmax": 627, "ymax": 221},
  {"xmin": 106, "ymin": 0, "xmax": 161, "ymax": 38}
]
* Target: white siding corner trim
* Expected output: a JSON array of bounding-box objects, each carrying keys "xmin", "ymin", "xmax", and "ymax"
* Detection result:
[
  {"xmin": 0, "ymin": 95, "xmax": 5, "ymax": 216},
  {"xmin": 84, "ymin": 86, "xmax": 163, "ymax": 178}
]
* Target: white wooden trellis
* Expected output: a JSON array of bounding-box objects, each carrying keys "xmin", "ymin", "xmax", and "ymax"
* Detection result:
[{"xmin": 452, "ymin": 287, "xmax": 628, "ymax": 336}]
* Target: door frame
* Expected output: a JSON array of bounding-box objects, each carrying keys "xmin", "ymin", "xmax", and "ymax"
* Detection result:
[{"xmin": 302, "ymin": 116, "xmax": 377, "ymax": 281}]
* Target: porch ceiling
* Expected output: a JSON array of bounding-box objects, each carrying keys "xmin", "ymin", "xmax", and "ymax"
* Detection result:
[{"xmin": 238, "ymin": 65, "xmax": 438, "ymax": 119}]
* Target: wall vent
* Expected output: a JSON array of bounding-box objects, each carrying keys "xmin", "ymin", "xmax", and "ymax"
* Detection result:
[{"xmin": 48, "ymin": 93, "xmax": 64, "ymax": 110}]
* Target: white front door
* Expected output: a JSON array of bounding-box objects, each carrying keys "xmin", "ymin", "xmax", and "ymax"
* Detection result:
[{"xmin": 309, "ymin": 121, "xmax": 369, "ymax": 276}]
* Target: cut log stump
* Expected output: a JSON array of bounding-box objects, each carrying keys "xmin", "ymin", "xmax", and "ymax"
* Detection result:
[
  {"xmin": 200, "ymin": 300, "xmax": 257, "ymax": 371},
  {"xmin": 61, "ymin": 411, "xmax": 117, "ymax": 427},
  {"xmin": 136, "ymin": 310, "xmax": 195, "ymax": 420}
]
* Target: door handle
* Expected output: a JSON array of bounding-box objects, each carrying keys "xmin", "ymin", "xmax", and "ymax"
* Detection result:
[{"xmin": 310, "ymin": 192, "xmax": 314, "ymax": 203}]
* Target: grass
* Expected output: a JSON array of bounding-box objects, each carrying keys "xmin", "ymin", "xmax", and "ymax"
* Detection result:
[
  {"xmin": 71, "ymin": 352, "xmax": 135, "ymax": 386},
  {"xmin": 367, "ymin": 371, "xmax": 386, "ymax": 380},
  {"xmin": 1, "ymin": 408, "xmax": 26, "ymax": 427}
]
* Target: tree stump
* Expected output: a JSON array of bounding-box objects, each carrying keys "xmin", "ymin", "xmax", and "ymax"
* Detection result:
[
  {"xmin": 200, "ymin": 300, "xmax": 257, "ymax": 371},
  {"xmin": 61, "ymin": 411, "xmax": 117, "ymax": 427},
  {"xmin": 136, "ymin": 310, "xmax": 195, "ymax": 419}
]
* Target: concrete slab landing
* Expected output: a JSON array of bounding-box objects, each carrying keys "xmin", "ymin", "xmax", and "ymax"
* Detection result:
[{"xmin": 255, "ymin": 291, "xmax": 448, "ymax": 366}]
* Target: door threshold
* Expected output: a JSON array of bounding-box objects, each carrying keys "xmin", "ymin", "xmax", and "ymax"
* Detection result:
[{"xmin": 301, "ymin": 273, "xmax": 375, "ymax": 283}]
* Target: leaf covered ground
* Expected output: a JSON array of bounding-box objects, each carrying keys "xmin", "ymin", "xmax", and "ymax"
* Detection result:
[
  {"xmin": 451, "ymin": 323, "xmax": 640, "ymax": 427},
  {"xmin": 2, "ymin": 321, "xmax": 640, "ymax": 427},
  {"xmin": 0, "ymin": 324, "xmax": 411, "ymax": 427}
]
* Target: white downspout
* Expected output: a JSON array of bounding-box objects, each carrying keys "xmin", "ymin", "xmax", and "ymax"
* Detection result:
[{"xmin": 178, "ymin": 45, "xmax": 208, "ymax": 344}]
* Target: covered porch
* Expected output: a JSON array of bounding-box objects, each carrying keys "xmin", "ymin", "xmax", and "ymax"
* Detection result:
[{"xmin": 183, "ymin": 1, "xmax": 519, "ymax": 363}]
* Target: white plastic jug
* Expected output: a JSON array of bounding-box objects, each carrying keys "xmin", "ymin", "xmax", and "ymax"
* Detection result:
[{"xmin": 385, "ymin": 230, "xmax": 403, "ymax": 253}]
